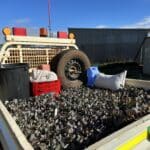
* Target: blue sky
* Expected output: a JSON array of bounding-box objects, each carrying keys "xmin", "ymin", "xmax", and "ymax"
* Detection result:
[
  {"xmin": 0, "ymin": 0, "xmax": 150, "ymax": 41},
  {"xmin": 0, "ymin": 0, "xmax": 150, "ymax": 29}
]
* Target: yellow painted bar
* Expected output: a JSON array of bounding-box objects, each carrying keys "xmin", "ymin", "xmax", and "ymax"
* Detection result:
[{"xmin": 116, "ymin": 130, "xmax": 147, "ymax": 150}]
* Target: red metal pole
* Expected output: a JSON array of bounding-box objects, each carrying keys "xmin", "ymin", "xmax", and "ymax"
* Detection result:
[{"xmin": 48, "ymin": 0, "xmax": 51, "ymax": 36}]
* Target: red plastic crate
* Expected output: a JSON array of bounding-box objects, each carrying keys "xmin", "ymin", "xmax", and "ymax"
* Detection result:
[
  {"xmin": 13, "ymin": 27, "xmax": 27, "ymax": 36},
  {"xmin": 31, "ymin": 80, "xmax": 61, "ymax": 96}
]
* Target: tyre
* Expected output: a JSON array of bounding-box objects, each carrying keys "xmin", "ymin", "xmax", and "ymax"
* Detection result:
[
  {"xmin": 50, "ymin": 50, "xmax": 68, "ymax": 72},
  {"xmin": 56, "ymin": 50, "xmax": 91, "ymax": 88}
]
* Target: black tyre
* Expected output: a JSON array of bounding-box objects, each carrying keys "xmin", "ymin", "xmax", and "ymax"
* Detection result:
[
  {"xmin": 50, "ymin": 50, "xmax": 68, "ymax": 72},
  {"xmin": 56, "ymin": 50, "xmax": 91, "ymax": 88}
]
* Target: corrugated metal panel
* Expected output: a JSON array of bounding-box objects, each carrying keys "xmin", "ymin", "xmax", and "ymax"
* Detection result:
[
  {"xmin": 68, "ymin": 28, "xmax": 150, "ymax": 64},
  {"xmin": 143, "ymin": 47, "xmax": 150, "ymax": 75}
]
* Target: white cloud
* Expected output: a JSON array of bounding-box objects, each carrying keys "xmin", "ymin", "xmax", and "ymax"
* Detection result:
[
  {"xmin": 120, "ymin": 16, "xmax": 150, "ymax": 28},
  {"xmin": 96, "ymin": 25, "xmax": 109, "ymax": 28},
  {"xmin": 13, "ymin": 18, "xmax": 30, "ymax": 24},
  {"xmin": 96, "ymin": 17, "xmax": 150, "ymax": 29}
]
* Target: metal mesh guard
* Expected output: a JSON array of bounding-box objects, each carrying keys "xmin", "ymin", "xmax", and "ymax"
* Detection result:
[{"xmin": 4, "ymin": 47, "xmax": 62, "ymax": 68}]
